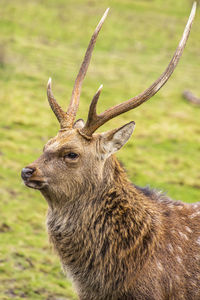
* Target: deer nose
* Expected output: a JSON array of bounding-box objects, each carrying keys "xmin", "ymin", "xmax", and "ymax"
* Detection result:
[{"xmin": 21, "ymin": 167, "xmax": 35, "ymax": 181}]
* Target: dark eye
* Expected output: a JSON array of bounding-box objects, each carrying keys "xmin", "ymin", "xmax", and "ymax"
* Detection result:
[{"xmin": 64, "ymin": 153, "xmax": 79, "ymax": 160}]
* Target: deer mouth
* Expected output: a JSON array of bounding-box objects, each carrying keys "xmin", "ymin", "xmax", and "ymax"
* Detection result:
[{"xmin": 23, "ymin": 179, "xmax": 48, "ymax": 190}]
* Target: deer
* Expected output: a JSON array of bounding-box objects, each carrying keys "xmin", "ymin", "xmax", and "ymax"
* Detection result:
[{"xmin": 21, "ymin": 3, "xmax": 200, "ymax": 300}]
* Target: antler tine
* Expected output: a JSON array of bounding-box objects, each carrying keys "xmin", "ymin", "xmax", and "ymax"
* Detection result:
[
  {"xmin": 66, "ymin": 8, "xmax": 110, "ymax": 128},
  {"xmin": 47, "ymin": 78, "xmax": 68, "ymax": 128},
  {"xmin": 84, "ymin": 84, "xmax": 103, "ymax": 128},
  {"xmin": 81, "ymin": 2, "xmax": 196, "ymax": 137}
]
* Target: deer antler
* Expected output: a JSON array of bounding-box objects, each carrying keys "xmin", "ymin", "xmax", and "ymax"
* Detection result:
[
  {"xmin": 47, "ymin": 8, "xmax": 109, "ymax": 129},
  {"xmin": 80, "ymin": 2, "xmax": 196, "ymax": 137},
  {"xmin": 47, "ymin": 78, "xmax": 69, "ymax": 128}
]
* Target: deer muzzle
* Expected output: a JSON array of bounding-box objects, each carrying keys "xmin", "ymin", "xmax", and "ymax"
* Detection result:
[{"xmin": 21, "ymin": 166, "xmax": 47, "ymax": 190}]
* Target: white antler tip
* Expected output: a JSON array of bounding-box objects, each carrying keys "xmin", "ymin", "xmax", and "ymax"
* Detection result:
[
  {"xmin": 104, "ymin": 8, "xmax": 110, "ymax": 17},
  {"xmin": 191, "ymin": 2, "xmax": 197, "ymax": 18},
  {"xmin": 101, "ymin": 8, "xmax": 110, "ymax": 21},
  {"xmin": 96, "ymin": 84, "xmax": 103, "ymax": 94},
  {"xmin": 47, "ymin": 77, "xmax": 52, "ymax": 88},
  {"xmin": 193, "ymin": 2, "xmax": 197, "ymax": 9}
]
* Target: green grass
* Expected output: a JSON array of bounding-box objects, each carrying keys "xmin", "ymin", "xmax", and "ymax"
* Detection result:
[{"xmin": 0, "ymin": 0, "xmax": 199, "ymax": 298}]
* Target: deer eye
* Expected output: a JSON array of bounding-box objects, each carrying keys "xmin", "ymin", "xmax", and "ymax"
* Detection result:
[{"xmin": 64, "ymin": 153, "xmax": 79, "ymax": 160}]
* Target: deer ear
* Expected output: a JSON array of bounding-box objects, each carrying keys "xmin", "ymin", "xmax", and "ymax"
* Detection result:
[
  {"xmin": 100, "ymin": 121, "xmax": 135, "ymax": 158},
  {"xmin": 73, "ymin": 119, "xmax": 85, "ymax": 129}
]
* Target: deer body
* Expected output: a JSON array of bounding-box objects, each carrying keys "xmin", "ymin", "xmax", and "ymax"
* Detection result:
[
  {"xmin": 42, "ymin": 149, "xmax": 200, "ymax": 300},
  {"xmin": 46, "ymin": 154, "xmax": 200, "ymax": 300},
  {"xmin": 21, "ymin": 4, "xmax": 199, "ymax": 300}
]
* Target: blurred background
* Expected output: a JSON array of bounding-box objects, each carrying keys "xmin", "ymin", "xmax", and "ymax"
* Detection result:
[{"xmin": 0, "ymin": 0, "xmax": 199, "ymax": 299}]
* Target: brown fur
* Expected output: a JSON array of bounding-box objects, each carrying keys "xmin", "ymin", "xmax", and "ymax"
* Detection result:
[{"xmin": 22, "ymin": 128, "xmax": 200, "ymax": 300}]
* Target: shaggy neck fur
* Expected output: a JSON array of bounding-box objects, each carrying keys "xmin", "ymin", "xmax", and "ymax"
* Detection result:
[
  {"xmin": 42, "ymin": 156, "xmax": 200, "ymax": 300},
  {"xmin": 43, "ymin": 156, "xmax": 162, "ymax": 299}
]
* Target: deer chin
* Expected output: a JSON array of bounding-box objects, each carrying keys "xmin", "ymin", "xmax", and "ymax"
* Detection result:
[{"xmin": 24, "ymin": 179, "xmax": 48, "ymax": 190}]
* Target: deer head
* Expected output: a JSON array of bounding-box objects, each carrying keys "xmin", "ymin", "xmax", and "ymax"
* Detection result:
[{"xmin": 21, "ymin": 4, "xmax": 196, "ymax": 207}]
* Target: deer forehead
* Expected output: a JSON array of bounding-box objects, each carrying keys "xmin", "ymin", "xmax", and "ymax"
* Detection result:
[
  {"xmin": 45, "ymin": 131, "xmax": 76, "ymax": 151},
  {"xmin": 44, "ymin": 129, "xmax": 97, "ymax": 153}
]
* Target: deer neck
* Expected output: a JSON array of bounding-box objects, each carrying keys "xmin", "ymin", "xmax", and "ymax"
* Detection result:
[{"xmin": 45, "ymin": 155, "xmax": 161, "ymax": 292}]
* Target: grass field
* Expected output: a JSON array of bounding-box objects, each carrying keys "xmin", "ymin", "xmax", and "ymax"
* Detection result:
[{"xmin": 0, "ymin": 0, "xmax": 199, "ymax": 299}]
